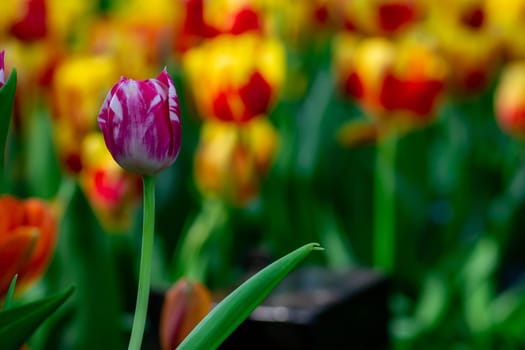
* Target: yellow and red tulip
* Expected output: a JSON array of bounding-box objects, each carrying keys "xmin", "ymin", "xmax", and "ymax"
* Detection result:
[
  {"xmin": 183, "ymin": 33, "xmax": 285, "ymax": 123},
  {"xmin": 495, "ymin": 61, "xmax": 525, "ymax": 138},
  {"xmin": 194, "ymin": 117, "xmax": 278, "ymax": 206},
  {"xmin": 486, "ymin": 0, "xmax": 525, "ymax": 60},
  {"xmin": 51, "ymin": 54, "xmax": 119, "ymax": 173},
  {"xmin": 333, "ymin": 33, "xmax": 447, "ymax": 129},
  {"xmin": 333, "ymin": 0, "xmax": 422, "ymax": 36},
  {"xmin": 425, "ymin": 0, "xmax": 502, "ymax": 94},
  {"xmin": 80, "ymin": 133, "xmax": 142, "ymax": 232},
  {"xmin": 173, "ymin": 0, "xmax": 264, "ymax": 53},
  {"xmin": 0, "ymin": 195, "xmax": 57, "ymax": 298}
]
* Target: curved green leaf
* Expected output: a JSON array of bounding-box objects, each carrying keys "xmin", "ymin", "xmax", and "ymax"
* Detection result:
[
  {"xmin": 177, "ymin": 242, "xmax": 323, "ymax": 350},
  {"xmin": 0, "ymin": 286, "xmax": 74, "ymax": 350}
]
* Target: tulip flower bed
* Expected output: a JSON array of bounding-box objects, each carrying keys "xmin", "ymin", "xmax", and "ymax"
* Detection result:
[{"xmin": 3, "ymin": 0, "xmax": 525, "ymax": 349}]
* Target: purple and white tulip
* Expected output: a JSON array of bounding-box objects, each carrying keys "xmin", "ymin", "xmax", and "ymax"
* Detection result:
[
  {"xmin": 98, "ymin": 69, "xmax": 181, "ymax": 175},
  {"xmin": 0, "ymin": 50, "xmax": 6, "ymax": 88}
]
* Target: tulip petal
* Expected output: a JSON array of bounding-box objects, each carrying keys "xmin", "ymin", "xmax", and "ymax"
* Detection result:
[
  {"xmin": 20, "ymin": 199, "xmax": 57, "ymax": 284},
  {"xmin": 0, "ymin": 196, "xmax": 25, "ymax": 234},
  {"xmin": 0, "ymin": 228, "xmax": 38, "ymax": 297}
]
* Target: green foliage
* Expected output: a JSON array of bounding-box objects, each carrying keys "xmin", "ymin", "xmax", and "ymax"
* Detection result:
[
  {"xmin": 0, "ymin": 286, "xmax": 73, "ymax": 350},
  {"xmin": 177, "ymin": 243, "xmax": 323, "ymax": 350},
  {"xmin": 3, "ymin": 275, "xmax": 18, "ymax": 311},
  {"xmin": 0, "ymin": 68, "xmax": 17, "ymax": 189}
]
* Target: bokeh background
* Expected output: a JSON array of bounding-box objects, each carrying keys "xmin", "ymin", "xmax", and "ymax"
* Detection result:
[{"xmin": 3, "ymin": 0, "xmax": 525, "ymax": 348}]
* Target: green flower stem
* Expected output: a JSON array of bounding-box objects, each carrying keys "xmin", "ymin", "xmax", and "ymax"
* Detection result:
[
  {"xmin": 374, "ymin": 133, "xmax": 397, "ymax": 273},
  {"xmin": 128, "ymin": 175, "xmax": 156, "ymax": 350}
]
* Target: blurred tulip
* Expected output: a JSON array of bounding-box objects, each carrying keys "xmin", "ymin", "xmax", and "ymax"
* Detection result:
[
  {"xmin": 333, "ymin": 33, "xmax": 447, "ymax": 130},
  {"xmin": 194, "ymin": 117, "xmax": 278, "ymax": 206},
  {"xmin": 183, "ymin": 34, "xmax": 285, "ymax": 123},
  {"xmin": 495, "ymin": 61, "xmax": 525, "ymax": 138},
  {"xmin": 80, "ymin": 133, "xmax": 142, "ymax": 232},
  {"xmin": 159, "ymin": 278, "xmax": 212, "ymax": 350},
  {"xmin": 486, "ymin": 0, "xmax": 525, "ymax": 60},
  {"xmin": 0, "ymin": 195, "xmax": 57, "ymax": 298},
  {"xmin": 259, "ymin": 0, "xmax": 333, "ymax": 47},
  {"xmin": 88, "ymin": 0, "xmax": 176, "ymax": 78},
  {"xmin": 173, "ymin": 0, "xmax": 264, "ymax": 53},
  {"xmin": 425, "ymin": 0, "xmax": 502, "ymax": 94},
  {"xmin": 52, "ymin": 55, "xmax": 119, "ymax": 173},
  {"xmin": 88, "ymin": 19, "xmax": 167, "ymax": 80},
  {"xmin": 332, "ymin": 0, "xmax": 422, "ymax": 36},
  {"xmin": 98, "ymin": 69, "xmax": 182, "ymax": 175},
  {"xmin": 9, "ymin": 0, "xmax": 47, "ymax": 42}
]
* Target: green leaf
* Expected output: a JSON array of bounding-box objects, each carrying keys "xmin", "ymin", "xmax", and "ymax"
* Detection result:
[
  {"xmin": 177, "ymin": 242, "xmax": 323, "ymax": 350},
  {"xmin": 59, "ymin": 185, "xmax": 123, "ymax": 350},
  {"xmin": 0, "ymin": 69, "xmax": 17, "ymax": 183},
  {"xmin": 3, "ymin": 274, "xmax": 18, "ymax": 311},
  {"xmin": 0, "ymin": 286, "xmax": 74, "ymax": 350}
]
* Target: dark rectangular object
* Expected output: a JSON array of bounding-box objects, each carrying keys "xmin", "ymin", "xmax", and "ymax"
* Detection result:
[{"xmin": 219, "ymin": 267, "xmax": 390, "ymax": 350}]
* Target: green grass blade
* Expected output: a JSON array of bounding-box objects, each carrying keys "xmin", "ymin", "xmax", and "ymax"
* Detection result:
[
  {"xmin": 0, "ymin": 286, "xmax": 74, "ymax": 350},
  {"xmin": 3, "ymin": 274, "xmax": 18, "ymax": 311},
  {"xmin": 177, "ymin": 242, "xmax": 323, "ymax": 350},
  {"xmin": 0, "ymin": 69, "xmax": 17, "ymax": 172}
]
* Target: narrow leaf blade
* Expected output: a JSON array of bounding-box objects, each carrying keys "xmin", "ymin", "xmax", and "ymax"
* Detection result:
[
  {"xmin": 3, "ymin": 274, "xmax": 18, "ymax": 311},
  {"xmin": 0, "ymin": 69, "xmax": 17, "ymax": 171},
  {"xmin": 177, "ymin": 243, "xmax": 322, "ymax": 350},
  {"xmin": 0, "ymin": 286, "xmax": 74, "ymax": 350}
]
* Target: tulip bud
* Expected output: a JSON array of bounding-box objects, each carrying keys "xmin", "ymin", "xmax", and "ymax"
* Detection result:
[
  {"xmin": 0, "ymin": 50, "xmax": 5, "ymax": 88},
  {"xmin": 159, "ymin": 279, "xmax": 212, "ymax": 350},
  {"xmin": 98, "ymin": 69, "xmax": 182, "ymax": 175},
  {"xmin": 495, "ymin": 61, "xmax": 525, "ymax": 138}
]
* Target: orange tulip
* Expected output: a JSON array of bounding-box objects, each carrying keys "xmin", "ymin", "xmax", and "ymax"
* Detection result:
[
  {"xmin": 0, "ymin": 195, "xmax": 57, "ymax": 298},
  {"xmin": 159, "ymin": 279, "xmax": 212, "ymax": 350},
  {"xmin": 495, "ymin": 61, "xmax": 525, "ymax": 138}
]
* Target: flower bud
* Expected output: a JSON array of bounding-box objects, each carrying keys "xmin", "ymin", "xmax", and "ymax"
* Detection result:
[
  {"xmin": 159, "ymin": 278, "xmax": 212, "ymax": 350},
  {"xmin": 98, "ymin": 69, "xmax": 182, "ymax": 175}
]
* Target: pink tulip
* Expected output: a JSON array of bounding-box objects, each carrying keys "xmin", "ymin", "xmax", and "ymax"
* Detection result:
[{"xmin": 98, "ymin": 69, "xmax": 181, "ymax": 175}]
